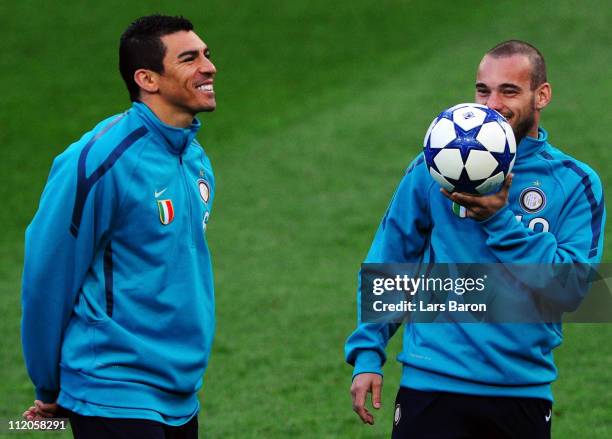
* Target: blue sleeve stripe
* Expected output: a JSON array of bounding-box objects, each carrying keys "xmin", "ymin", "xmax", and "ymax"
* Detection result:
[
  {"xmin": 540, "ymin": 151, "xmax": 603, "ymax": 258},
  {"xmin": 103, "ymin": 242, "xmax": 114, "ymax": 317},
  {"xmin": 406, "ymin": 155, "xmax": 424, "ymax": 175},
  {"xmin": 428, "ymin": 240, "xmax": 436, "ymax": 263},
  {"xmin": 70, "ymin": 124, "xmax": 148, "ymax": 237},
  {"xmin": 540, "ymin": 151, "xmax": 553, "ymax": 160},
  {"xmin": 590, "ymin": 196, "xmax": 605, "ymax": 257}
]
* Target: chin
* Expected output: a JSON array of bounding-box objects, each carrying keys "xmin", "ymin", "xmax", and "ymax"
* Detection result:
[{"xmin": 196, "ymin": 99, "xmax": 216, "ymax": 113}]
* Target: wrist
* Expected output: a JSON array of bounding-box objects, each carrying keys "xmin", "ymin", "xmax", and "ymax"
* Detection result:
[{"xmin": 352, "ymin": 350, "xmax": 383, "ymax": 379}]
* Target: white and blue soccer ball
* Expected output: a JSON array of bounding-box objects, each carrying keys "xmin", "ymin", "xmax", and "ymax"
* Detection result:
[{"xmin": 423, "ymin": 103, "xmax": 516, "ymax": 194}]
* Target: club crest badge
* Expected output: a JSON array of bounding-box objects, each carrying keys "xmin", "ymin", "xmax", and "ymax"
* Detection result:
[
  {"xmin": 520, "ymin": 187, "xmax": 546, "ymax": 213},
  {"xmin": 197, "ymin": 179, "xmax": 210, "ymax": 203},
  {"xmin": 452, "ymin": 202, "xmax": 467, "ymax": 218},
  {"xmin": 157, "ymin": 199, "xmax": 175, "ymax": 225}
]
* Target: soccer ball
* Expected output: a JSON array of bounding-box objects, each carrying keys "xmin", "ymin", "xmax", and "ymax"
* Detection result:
[{"xmin": 423, "ymin": 103, "xmax": 516, "ymax": 194}]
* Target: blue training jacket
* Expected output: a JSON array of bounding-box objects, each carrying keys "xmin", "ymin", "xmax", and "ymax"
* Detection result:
[
  {"xmin": 22, "ymin": 102, "xmax": 216, "ymax": 425},
  {"xmin": 345, "ymin": 128, "xmax": 605, "ymax": 400}
]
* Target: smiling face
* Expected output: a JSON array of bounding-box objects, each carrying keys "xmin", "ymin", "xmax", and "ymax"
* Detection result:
[
  {"xmin": 475, "ymin": 54, "xmax": 550, "ymax": 142},
  {"xmin": 135, "ymin": 30, "xmax": 217, "ymax": 127},
  {"xmin": 157, "ymin": 31, "xmax": 216, "ymax": 117}
]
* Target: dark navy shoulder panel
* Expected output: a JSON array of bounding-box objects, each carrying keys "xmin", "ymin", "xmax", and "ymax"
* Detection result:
[{"xmin": 70, "ymin": 115, "xmax": 148, "ymax": 237}]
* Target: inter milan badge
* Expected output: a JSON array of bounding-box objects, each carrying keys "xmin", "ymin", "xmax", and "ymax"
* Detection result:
[
  {"xmin": 157, "ymin": 199, "xmax": 175, "ymax": 225},
  {"xmin": 452, "ymin": 202, "xmax": 467, "ymax": 218},
  {"xmin": 197, "ymin": 179, "xmax": 210, "ymax": 204},
  {"xmin": 394, "ymin": 403, "xmax": 401, "ymax": 426},
  {"xmin": 520, "ymin": 187, "xmax": 546, "ymax": 213}
]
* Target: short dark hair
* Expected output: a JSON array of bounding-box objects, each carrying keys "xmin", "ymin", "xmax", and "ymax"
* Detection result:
[
  {"xmin": 486, "ymin": 40, "xmax": 547, "ymax": 90},
  {"xmin": 119, "ymin": 15, "xmax": 194, "ymax": 101}
]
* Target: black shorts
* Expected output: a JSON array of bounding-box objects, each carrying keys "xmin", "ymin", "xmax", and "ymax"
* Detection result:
[
  {"xmin": 60, "ymin": 407, "xmax": 198, "ymax": 439},
  {"xmin": 392, "ymin": 387, "xmax": 552, "ymax": 439}
]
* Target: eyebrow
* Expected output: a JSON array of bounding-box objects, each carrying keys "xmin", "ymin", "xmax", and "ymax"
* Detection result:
[
  {"xmin": 499, "ymin": 83, "xmax": 522, "ymax": 91},
  {"xmin": 475, "ymin": 82, "xmax": 522, "ymax": 91},
  {"xmin": 177, "ymin": 49, "xmax": 200, "ymax": 59}
]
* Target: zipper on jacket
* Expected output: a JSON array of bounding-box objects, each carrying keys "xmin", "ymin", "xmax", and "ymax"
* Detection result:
[{"xmin": 179, "ymin": 155, "xmax": 195, "ymax": 247}]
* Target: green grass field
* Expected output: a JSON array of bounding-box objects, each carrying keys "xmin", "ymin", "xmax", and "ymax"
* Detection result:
[{"xmin": 1, "ymin": 0, "xmax": 611, "ymax": 437}]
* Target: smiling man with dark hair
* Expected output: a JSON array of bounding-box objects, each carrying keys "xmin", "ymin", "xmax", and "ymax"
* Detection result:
[{"xmin": 22, "ymin": 14, "xmax": 217, "ymax": 439}]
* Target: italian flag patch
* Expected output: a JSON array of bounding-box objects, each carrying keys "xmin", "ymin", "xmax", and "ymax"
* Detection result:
[
  {"xmin": 157, "ymin": 199, "xmax": 175, "ymax": 225},
  {"xmin": 452, "ymin": 202, "xmax": 467, "ymax": 218}
]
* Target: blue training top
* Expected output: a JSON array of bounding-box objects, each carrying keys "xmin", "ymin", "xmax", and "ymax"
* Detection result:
[
  {"xmin": 345, "ymin": 128, "xmax": 605, "ymax": 400},
  {"xmin": 22, "ymin": 102, "xmax": 216, "ymax": 425}
]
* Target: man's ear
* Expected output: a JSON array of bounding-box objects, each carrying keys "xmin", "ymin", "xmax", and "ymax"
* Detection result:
[
  {"xmin": 535, "ymin": 82, "xmax": 552, "ymax": 111},
  {"xmin": 134, "ymin": 69, "xmax": 159, "ymax": 95}
]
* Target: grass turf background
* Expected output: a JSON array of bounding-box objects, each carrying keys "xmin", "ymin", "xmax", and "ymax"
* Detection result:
[{"xmin": 0, "ymin": 0, "xmax": 610, "ymax": 437}]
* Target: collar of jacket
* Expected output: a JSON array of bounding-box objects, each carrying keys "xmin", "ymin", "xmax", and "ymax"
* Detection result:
[
  {"xmin": 132, "ymin": 101, "xmax": 201, "ymax": 156},
  {"xmin": 516, "ymin": 127, "xmax": 547, "ymax": 160}
]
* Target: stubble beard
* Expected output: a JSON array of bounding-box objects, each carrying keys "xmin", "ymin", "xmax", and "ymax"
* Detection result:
[{"xmin": 512, "ymin": 98, "xmax": 537, "ymax": 143}]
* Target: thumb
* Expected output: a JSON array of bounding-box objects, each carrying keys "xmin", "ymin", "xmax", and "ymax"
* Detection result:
[
  {"xmin": 505, "ymin": 173, "xmax": 513, "ymax": 189},
  {"xmin": 501, "ymin": 173, "xmax": 513, "ymax": 196}
]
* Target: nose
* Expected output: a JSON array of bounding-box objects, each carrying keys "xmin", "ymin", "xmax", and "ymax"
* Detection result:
[
  {"xmin": 199, "ymin": 57, "xmax": 216, "ymax": 76},
  {"xmin": 486, "ymin": 91, "xmax": 503, "ymax": 112}
]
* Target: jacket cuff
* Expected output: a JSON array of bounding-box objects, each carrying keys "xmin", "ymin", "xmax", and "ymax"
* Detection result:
[
  {"xmin": 479, "ymin": 204, "xmax": 514, "ymax": 233},
  {"xmin": 35, "ymin": 388, "xmax": 58, "ymax": 404},
  {"xmin": 352, "ymin": 350, "xmax": 383, "ymax": 379}
]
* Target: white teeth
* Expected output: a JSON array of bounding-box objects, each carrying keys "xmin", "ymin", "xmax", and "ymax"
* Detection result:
[{"xmin": 197, "ymin": 84, "xmax": 213, "ymax": 92}]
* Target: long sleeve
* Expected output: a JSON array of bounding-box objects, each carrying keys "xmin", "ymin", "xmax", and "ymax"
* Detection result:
[
  {"xmin": 21, "ymin": 146, "xmax": 117, "ymax": 402},
  {"xmin": 481, "ymin": 173, "xmax": 605, "ymax": 264},
  {"xmin": 345, "ymin": 156, "xmax": 433, "ymax": 377},
  {"xmin": 479, "ymin": 162, "xmax": 605, "ymax": 312}
]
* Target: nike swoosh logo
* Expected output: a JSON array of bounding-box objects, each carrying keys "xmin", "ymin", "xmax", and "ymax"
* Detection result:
[
  {"xmin": 154, "ymin": 188, "xmax": 167, "ymax": 198},
  {"xmin": 545, "ymin": 410, "xmax": 552, "ymax": 422}
]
